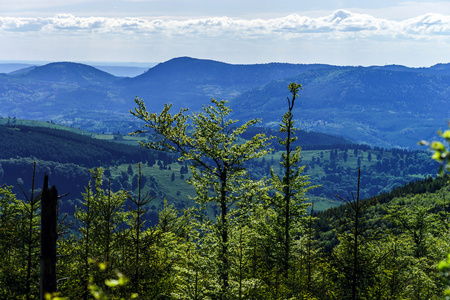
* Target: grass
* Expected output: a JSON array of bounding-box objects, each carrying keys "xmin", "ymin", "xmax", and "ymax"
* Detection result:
[{"xmin": 0, "ymin": 117, "xmax": 92, "ymax": 136}]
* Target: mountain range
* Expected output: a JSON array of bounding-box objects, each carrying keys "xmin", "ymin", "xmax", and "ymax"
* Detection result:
[{"xmin": 1, "ymin": 57, "xmax": 449, "ymax": 149}]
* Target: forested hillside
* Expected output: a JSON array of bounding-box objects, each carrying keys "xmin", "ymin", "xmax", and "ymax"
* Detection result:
[
  {"xmin": 0, "ymin": 121, "xmax": 439, "ymax": 215},
  {"xmin": 0, "ymin": 96, "xmax": 449, "ymax": 299},
  {"xmin": 230, "ymin": 67, "xmax": 450, "ymax": 147},
  {"xmin": 0, "ymin": 124, "xmax": 155, "ymax": 166},
  {"xmin": 1, "ymin": 57, "xmax": 449, "ymax": 148}
]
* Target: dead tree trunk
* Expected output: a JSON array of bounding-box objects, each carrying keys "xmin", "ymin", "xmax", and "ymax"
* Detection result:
[{"xmin": 40, "ymin": 174, "xmax": 58, "ymax": 299}]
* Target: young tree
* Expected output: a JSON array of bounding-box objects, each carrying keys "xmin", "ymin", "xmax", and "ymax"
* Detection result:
[
  {"xmin": 130, "ymin": 97, "xmax": 271, "ymax": 298},
  {"xmin": 71, "ymin": 168, "xmax": 128, "ymax": 298},
  {"xmin": 18, "ymin": 162, "xmax": 41, "ymax": 300},
  {"xmin": 74, "ymin": 180, "xmax": 95, "ymax": 300},
  {"xmin": 0, "ymin": 184, "xmax": 25, "ymax": 298},
  {"xmin": 270, "ymin": 83, "xmax": 316, "ymax": 284},
  {"xmin": 125, "ymin": 163, "xmax": 154, "ymax": 292},
  {"xmin": 327, "ymin": 168, "xmax": 383, "ymax": 300}
]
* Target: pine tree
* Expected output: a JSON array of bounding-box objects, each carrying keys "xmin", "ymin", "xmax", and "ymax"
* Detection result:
[
  {"xmin": 0, "ymin": 184, "xmax": 24, "ymax": 298},
  {"xmin": 18, "ymin": 162, "xmax": 41, "ymax": 300},
  {"xmin": 125, "ymin": 163, "xmax": 154, "ymax": 293},
  {"xmin": 73, "ymin": 168, "xmax": 128, "ymax": 297},
  {"xmin": 327, "ymin": 168, "xmax": 383, "ymax": 300},
  {"xmin": 269, "ymin": 83, "xmax": 316, "ymax": 292}
]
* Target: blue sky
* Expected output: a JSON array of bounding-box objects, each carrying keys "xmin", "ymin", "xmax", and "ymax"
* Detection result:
[{"xmin": 2, "ymin": 0, "xmax": 450, "ymax": 66}]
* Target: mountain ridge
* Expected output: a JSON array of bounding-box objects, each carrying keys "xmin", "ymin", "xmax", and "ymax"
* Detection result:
[
  {"xmin": 0, "ymin": 57, "xmax": 448, "ymax": 149},
  {"xmin": 13, "ymin": 62, "xmax": 119, "ymax": 86}
]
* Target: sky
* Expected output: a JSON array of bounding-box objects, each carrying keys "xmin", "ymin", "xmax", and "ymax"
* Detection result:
[{"xmin": 2, "ymin": 0, "xmax": 450, "ymax": 67}]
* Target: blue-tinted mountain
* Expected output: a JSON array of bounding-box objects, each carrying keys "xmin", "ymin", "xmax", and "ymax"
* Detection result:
[
  {"xmin": 427, "ymin": 63, "xmax": 450, "ymax": 74},
  {"xmin": 372, "ymin": 63, "xmax": 450, "ymax": 75},
  {"xmin": 0, "ymin": 57, "xmax": 449, "ymax": 148},
  {"xmin": 93, "ymin": 65, "xmax": 150, "ymax": 77},
  {"xmin": 13, "ymin": 62, "xmax": 118, "ymax": 86},
  {"xmin": 8, "ymin": 66, "xmax": 37, "ymax": 75},
  {"xmin": 0, "ymin": 63, "xmax": 36, "ymax": 74},
  {"xmin": 0, "ymin": 62, "xmax": 127, "ymax": 125},
  {"xmin": 230, "ymin": 67, "xmax": 450, "ymax": 147},
  {"xmin": 120, "ymin": 56, "xmax": 333, "ymax": 112}
]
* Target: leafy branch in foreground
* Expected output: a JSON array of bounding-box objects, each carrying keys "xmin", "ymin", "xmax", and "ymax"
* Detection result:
[{"xmin": 420, "ymin": 123, "xmax": 450, "ymax": 174}]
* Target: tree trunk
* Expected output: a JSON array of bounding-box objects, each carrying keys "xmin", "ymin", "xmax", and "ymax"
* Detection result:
[
  {"xmin": 40, "ymin": 175, "xmax": 58, "ymax": 299},
  {"xmin": 220, "ymin": 172, "xmax": 229, "ymax": 299}
]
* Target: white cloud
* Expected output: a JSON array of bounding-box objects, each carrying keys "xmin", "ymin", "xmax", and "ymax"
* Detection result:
[
  {"xmin": 1, "ymin": 10, "xmax": 450, "ymax": 40},
  {"xmin": 2, "ymin": 9, "xmax": 450, "ymax": 67}
]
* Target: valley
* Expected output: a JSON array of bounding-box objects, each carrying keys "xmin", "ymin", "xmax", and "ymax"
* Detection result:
[{"xmin": 0, "ymin": 120, "xmax": 439, "ymax": 223}]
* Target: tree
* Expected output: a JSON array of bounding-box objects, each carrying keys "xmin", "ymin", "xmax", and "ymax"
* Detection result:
[
  {"xmin": 327, "ymin": 168, "xmax": 383, "ymax": 300},
  {"xmin": 72, "ymin": 168, "xmax": 128, "ymax": 298},
  {"xmin": 270, "ymin": 83, "xmax": 316, "ymax": 289},
  {"xmin": 386, "ymin": 203, "xmax": 443, "ymax": 298},
  {"xmin": 125, "ymin": 163, "xmax": 154, "ymax": 293},
  {"xmin": 421, "ymin": 124, "xmax": 450, "ymax": 298},
  {"xmin": 0, "ymin": 184, "xmax": 24, "ymax": 298},
  {"xmin": 130, "ymin": 97, "xmax": 271, "ymax": 298},
  {"xmin": 40, "ymin": 175, "xmax": 59, "ymax": 299},
  {"xmin": 18, "ymin": 162, "xmax": 41, "ymax": 300}
]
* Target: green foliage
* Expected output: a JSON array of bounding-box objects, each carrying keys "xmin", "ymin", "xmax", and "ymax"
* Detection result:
[
  {"xmin": 0, "ymin": 137, "xmax": 448, "ymax": 299},
  {"xmin": 439, "ymin": 253, "xmax": 450, "ymax": 299},
  {"xmin": 131, "ymin": 97, "xmax": 272, "ymax": 297},
  {"xmin": 0, "ymin": 184, "xmax": 26, "ymax": 298},
  {"xmin": 420, "ymin": 123, "xmax": 450, "ymax": 175},
  {"xmin": 269, "ymin": 82, "xmax": 317, "ymax": 288},
  {"xmin": 2, "ymin": 89, "xmax": 450, "ymax": 299},
  {"xmin": 0, "ymin": 120, "xmax": 439, "ymax": 216},
  {"xmin": 88, "ymin": 259, "xmax": 138, "ymax": 300}
]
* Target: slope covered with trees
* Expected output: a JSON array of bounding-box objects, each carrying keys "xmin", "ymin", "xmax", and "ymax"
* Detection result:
[
  {"xmin": 0, "ymin": 118, "xmax": 439, "ymax": 216},
  {"xmin": 1, "ymin": 57, "xmax": 449, "ymax": 148},
  {"xmin": 0, "ymin": 91, "xmax": 449, "ymax": 299}
]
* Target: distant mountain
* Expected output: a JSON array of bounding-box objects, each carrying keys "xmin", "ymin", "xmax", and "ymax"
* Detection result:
[
  {"xmin": 230, "ymin": 67, "xmax": 450, "ymax": 147},
  {"xmin": 15, "ymin": 62, "xmax": 118, "ymax": 86},
  {"xmin": 0, "ymin": 57, "xmax": 449, "ymax": 149},
  {"xmin": 119, "ymin": 57, "xmax": 333, "ymax": 112},
  {"xmin": 0, "ymin": 62, "xmax": 128, "ymax": 127},
  {"xmin": 0, "ymin": 63, "xmax": 36, "ymax": 74},
  {"xmin": 371, "ymin": 63, "xmax": 450, "ymax": 75},
  {"xmin": 427, "ymin": 63, "xmax": 450, "ymax": 74},
  {"xmin": 8, "ymin": 66, "xmax": 37, "ymax": 75}
]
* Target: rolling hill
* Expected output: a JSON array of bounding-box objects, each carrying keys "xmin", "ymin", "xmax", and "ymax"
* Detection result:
[
  {"xmin": 230, "ymin": 67, "xmax": 450, "ymax": 147},
  {"xmin": 0, "ymin": 57, "xmax": 449, "ymax": 148}
]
